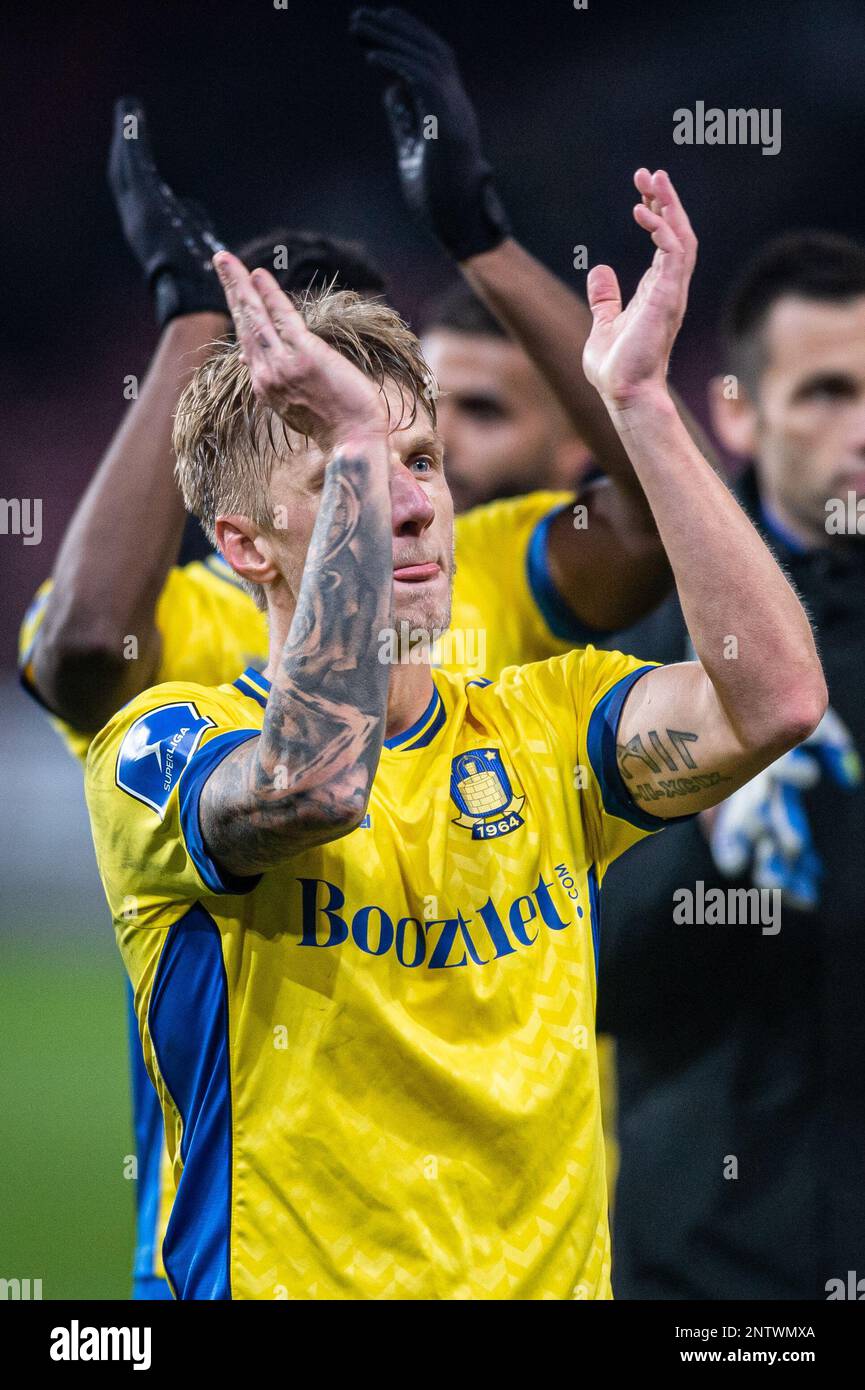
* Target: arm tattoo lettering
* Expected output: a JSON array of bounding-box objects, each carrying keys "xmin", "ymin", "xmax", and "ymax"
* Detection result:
[
  {"xmin": 617, "ymin": 727, "xmax": 699, "ymax": 780},
  {"xmin": 617, "ymin": 727, "xmax": 729, "ymax": 805}
]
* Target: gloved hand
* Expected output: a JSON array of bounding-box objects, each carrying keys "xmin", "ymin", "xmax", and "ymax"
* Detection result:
[
  {"xmin": 350, "ymin": 7, "xmax": 510, "ymax": 260},
  {"xmin": 707, "ymin": 707, "xmax": 862, "ymax": 910},
  {"xmin": 108, "ymin": 97, "xmax": 227, "ymax": 328}
]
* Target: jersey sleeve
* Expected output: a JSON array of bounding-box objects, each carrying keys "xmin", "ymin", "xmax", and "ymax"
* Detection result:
[
  {"xmin": 514, "ymin": 646, "xmax": 695, "ymax": 880},
  {"xmin": 451, "ymin": 490, "xmax": 606, "ymax": 677},
  {"xmin": 16, "ymin": 559, "xmax": 267, "ymax": 768},
  {"xmin": 577, "ymin": 646, "xmax": 702, "ymax": 877},
  {"xmin": 153, "ymin": 558, "xmax": 268, "ymax": 689},
  {"xmin": 85, "ymin": 683, "xmax": 263, "ymax": 925},
  {"xmin": 18, "ymin": 580, "xmax": 92, "ymax": 764}
]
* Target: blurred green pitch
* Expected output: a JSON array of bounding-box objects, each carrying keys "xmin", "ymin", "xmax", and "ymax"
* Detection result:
[{"xmin": 0, "ymin": 937, "xmax": 133, "ymax": 1299}]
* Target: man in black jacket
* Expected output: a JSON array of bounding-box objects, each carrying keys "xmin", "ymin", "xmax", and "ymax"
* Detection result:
[{"xmin": 599, "ymin": 231, "xmax": 865, "ymax": 1300}]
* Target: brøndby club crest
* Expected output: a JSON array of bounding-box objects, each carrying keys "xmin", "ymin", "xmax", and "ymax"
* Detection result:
[{"xmin": 449, "ymin": 748, "xmax": 526, "ymax": 840}]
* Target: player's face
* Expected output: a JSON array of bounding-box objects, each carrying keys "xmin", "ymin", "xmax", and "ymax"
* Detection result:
[
  {"xmin": 421, "ymin": 329, "xmax": 586, "ymax": 513},
  {"xmin": 714, "ymin": 295, "xmax": 865, "ymax": 546},
  {"xmin": 267, "ymin": 385, "xmax": 454, "ymax": 635}
]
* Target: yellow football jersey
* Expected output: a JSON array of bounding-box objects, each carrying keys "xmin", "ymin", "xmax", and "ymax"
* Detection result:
[
  {"xmin": 85, "ymin": 646, "xmax": 665, "ymax": 1300},
  {"xmin": 21, "ymin": 489, "xmax": 626, "ymax": 1294}
]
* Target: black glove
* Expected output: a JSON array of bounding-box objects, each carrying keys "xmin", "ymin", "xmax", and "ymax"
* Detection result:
[
  {"xmin": 107, "ymin": 97, "xmax": 227, "ymax": 328},
  {"xmin": 350, "ymin": 7, "xmax": 510, "ymax": 261}
]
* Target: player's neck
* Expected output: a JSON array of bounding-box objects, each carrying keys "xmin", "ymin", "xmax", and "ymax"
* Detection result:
[{"xmin": 384, "ymin": 663, "xmax": 436, "ymax": 742}]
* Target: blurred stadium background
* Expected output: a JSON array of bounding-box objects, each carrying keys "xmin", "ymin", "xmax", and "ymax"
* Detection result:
[{"xmin": 1, "ymin": 0, "xmax": 864, "ymax": 1297}]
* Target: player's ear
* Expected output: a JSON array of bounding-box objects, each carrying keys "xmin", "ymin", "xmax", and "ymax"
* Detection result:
[
  {"xmin": 215, "ymin": 515, "xmax": 280, "ymax": 591},
  {"xmin": 708, "ymin": 373, "xmax": 759, "ymax": 458}
]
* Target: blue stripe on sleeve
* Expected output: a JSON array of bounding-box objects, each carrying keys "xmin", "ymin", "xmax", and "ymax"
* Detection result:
[
  {"xmin": 587, "ymin": 864, "xmax": 601, "ymax": 976},
  {"xmin": 148, "ymin": 905, "xmax": 232, "ymax": 1300},
  {"xmin": 125, "ymin": 979, "xmax": 170, "ymax": 1292},
  {"xmin": 526, "ymin": 505, "xmax": 615, "ymax": 643},
  {"xmin": 177, "ymin": 729, "xmax": 262, "ymax": 895},
  {"xmin": 586, "ymin": 665, "xmax": 698, "ymax": 832}
]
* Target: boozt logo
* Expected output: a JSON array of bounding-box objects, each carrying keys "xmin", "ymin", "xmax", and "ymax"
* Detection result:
[
  {"xmin": 116, "ymin": 702, "xmax": 216, "ymax": 818},
  {"xmin": 296, "ymin": 872, "xmax": 575, "ymax": 968}
]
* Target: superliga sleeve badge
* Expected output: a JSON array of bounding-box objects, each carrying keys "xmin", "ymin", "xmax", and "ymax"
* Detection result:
[
  {"xmin": 449, "ymin": 748, "xmax": 526, "ymax": 840},
  {"xmin": 115, "ymin": 702, "xmax": 216, "ymax": 818}
]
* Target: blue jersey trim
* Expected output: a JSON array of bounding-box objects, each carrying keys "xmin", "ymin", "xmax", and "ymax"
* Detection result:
[
  {"xmin": 587, "ymin": 864, "xmax": 601, "ymax": 977},
  {"xmin": 232, "ymin": 667, "xmax": 448, "ymax": 752},
  {"xmin": 384, "ymin": 684, "xmax": 444, "ymax": 750},
  {"xmin": 148, "ymin": 905, "xmax": 233, "ymax": 1301},
  {"xmin": 526, "ymin": 505, "xmax": 614, "ymax": 643},
  {"xmin": 586, "ymin": 665, "xmax": 698, "ymax": 832},
  {"xmin": 401, "ymin": 689, "xmax": 447, "ymax": 750},
  {"xmin": 126, "ymin": 980, "xmax": 166, "ymax": 1285},
  {"xmin": 758, "ymin": 500, "xmax": 809, "ymax": 555},
  {"xmin": 18, "ymin": 587, "xmax": 50, "ymax": 667},
  {"xmin": 233, "ymin": 666, "xmax": 270, "ymax": 709},
  {"xmin": 178, "ymin": 729, "xmax": 262, "ymax": 894}
]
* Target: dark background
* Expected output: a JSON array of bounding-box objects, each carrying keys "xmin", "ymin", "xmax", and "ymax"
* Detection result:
[{"xmin": 2, "ymin": 0, "xmax": 865, "ymax": 666}]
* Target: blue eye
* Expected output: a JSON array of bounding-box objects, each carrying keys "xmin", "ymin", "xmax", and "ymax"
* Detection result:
[{"xmin": 412, "ymin": 455, "xmax": 434, "ymax": 473}]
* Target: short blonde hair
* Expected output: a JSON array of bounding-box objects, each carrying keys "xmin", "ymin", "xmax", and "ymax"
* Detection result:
[{"xmin": 173, "ymin": 286, "xmax": 438, "ymax": 604}]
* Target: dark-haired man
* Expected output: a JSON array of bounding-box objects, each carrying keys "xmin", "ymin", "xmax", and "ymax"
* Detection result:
[
  {"xmin": 420, "ymin": 283, "xmax": 592, "ymax": 513},
  {"xmin": 599, "ymin": 230, "xmax": 865, "ymax": 1300}
]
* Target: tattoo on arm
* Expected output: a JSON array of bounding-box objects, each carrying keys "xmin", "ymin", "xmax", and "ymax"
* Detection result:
[
  {"xmin": 617, "ymin": 727, "xmax": 730, "ymax": 805},
  {"xmin": 202, "ymin": 451, "xmax": 392, "ymax": 872}
]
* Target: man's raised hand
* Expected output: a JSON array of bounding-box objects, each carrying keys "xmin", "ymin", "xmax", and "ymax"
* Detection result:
[
  {"xmin": 108, "ymin": 97, "xmax": 228, "ymax": 329},
  {"xmin": 583, "ymin": 169, "xmax": 697, "ymax": 405},
  {"xmin": 350, "ymin": 6, "xmax": 510, "ymax": 261},
  {"xmin": 213, "ymin": 252, "xmax": 388, "ymax": 449}
]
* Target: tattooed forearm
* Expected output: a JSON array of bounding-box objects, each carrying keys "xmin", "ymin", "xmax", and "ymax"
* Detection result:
[{"xmin": 202, "ymin": 449, "xmax": 392, "ymax": 873}]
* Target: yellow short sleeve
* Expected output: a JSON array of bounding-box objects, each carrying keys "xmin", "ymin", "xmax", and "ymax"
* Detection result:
[
  {"xmin": 507, "ymin": 646, "xmax": 670, "ymax": 880},
  {"xmin": 449, "ymin": 490, "xmax": 592, "ymax": 678},
  {"xmin": 85, "ymin": 683, "xmax": 262, "ymax": 926}
]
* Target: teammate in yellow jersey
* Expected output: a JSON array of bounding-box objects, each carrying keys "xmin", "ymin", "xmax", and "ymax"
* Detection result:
[{"xmin": 84, "ymin": 167, "xmax": 825, "ymax": 1298}]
